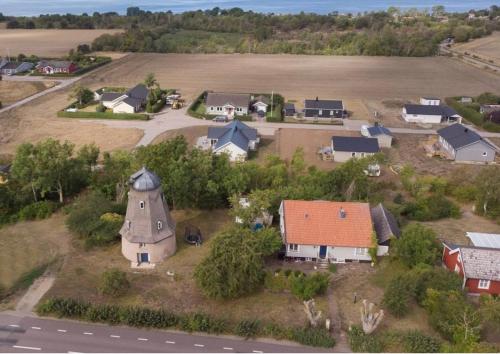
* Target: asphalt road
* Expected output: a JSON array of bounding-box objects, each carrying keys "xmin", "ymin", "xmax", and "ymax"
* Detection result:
[{"xmin": 0, "ymin": 314, "xmax": 327, "ymax": 353}]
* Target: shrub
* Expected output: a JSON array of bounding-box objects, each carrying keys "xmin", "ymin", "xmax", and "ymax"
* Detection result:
[
  {"xmin": 347, "ymin": 325, "xmax": 384, "ymax": 352},
  {"xmin": 289, "ymin": 272, "xmax": 330, "ymax": 301},
  {"xmin": 383, "ymin": 275, "xmax": 413, "ymax": 317},
  {"xmin": 403, "ymin": 330, "xmax": 441, "ymax": 353},
  {"xmin": 180, "ymin": 313, "xmax": 227, "ymax": 334},
  {"xmin": 262, "ymin": 323, "xmax": 291, "ymax": 340},
  {"xmin": 284, "ymin": 269, "xmax": 292, "ymax": 276},
  {"xmin": 235, "ymin": 319, "xmax": 261, "ymax": 338},
  {"xmin": 95, "ymin": 103, "xmax": 106, "ymax": 112},
  {"xmin": 17, "ymin": 201, "xmax": 57, "ymax": 220},
  {"xmin": 392, "ymin": 224, "xmax": 441, "ymax": 268},
  {"xmin": 99, "ymin": 269, "xmax": 130, "ymax": 297},
  {"xmin": 408, "ymin": 265, "xmax": 462, "ymax": 304},
  {"xmin": 37, "ymin": 298, "xmax": 91, "ymax": 318},
  {"xmin": 291, "ymin": 327, "xmax": 336, "ymax": 348},
  {"xmin": 403, "ymin": 195, "xmax": 460, "ymax": 221},
  {"xmin": 58, "ymin": 110, "xmax": 148, "ymax": 120},
  {"xmin": 85, "ymin": 304, "xmax": 121, "ymax": 324}
]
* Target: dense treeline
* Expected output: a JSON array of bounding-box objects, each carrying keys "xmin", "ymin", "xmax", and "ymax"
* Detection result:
[{"xmin": 1, "ymin": 6, "xmax": 500, "ymax": 56}]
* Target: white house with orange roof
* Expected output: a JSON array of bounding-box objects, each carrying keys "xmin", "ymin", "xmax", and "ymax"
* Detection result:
[{"xmin": 279, "ymin": 200, "xmax": 388, "ymax": 263}]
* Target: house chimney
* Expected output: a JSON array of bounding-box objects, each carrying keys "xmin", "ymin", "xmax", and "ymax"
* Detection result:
[
  {"xmin": 339, "ymin": 207, "xmax": 346, "ymax": 219},
  {"xmin": 464, "ymin": 128, "xmax": 468, "ymax": 133},
  {"xmin": 316, "ymin": 96, "xmax": 319, "ymax": 101},
  {"xmin": 304, "ymin": 213, "xmax": 309, "ymax": 219}
]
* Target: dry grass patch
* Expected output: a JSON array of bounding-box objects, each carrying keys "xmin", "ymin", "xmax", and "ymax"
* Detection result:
[
  {"xmin": 0, "ymin": 81, "xmax": 55, "ymax": 106},
  {"xmin": 0, "ymin": 213, "xmax": 70, "ymax": 288},
  {"xmin": 453, "ymin": 32, "xmax": 500, "ymax": 66},
  {"xmin": 151, "ymin": 126, "xmax": 210, "ymax": 145},
  {"xmin": 44, "ymin": 209, "xmax": 314, "ymax": 327}
]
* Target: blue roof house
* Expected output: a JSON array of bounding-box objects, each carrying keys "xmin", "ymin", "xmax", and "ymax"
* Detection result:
[{"xmin": 207, "ymin": 120, "xmax": 259, "ymax": 162}]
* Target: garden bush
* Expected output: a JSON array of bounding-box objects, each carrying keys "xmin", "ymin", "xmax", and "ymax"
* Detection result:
[
  {"xmin": 95, "ymin": 103, "xmax": 106, "ymax": 112},
  {"xmin": 99, "ymin": 269, "xmax": 130, "ymax": 297},
  {"xmin": 392, "ymin": 224, "xmax": 441, "ymax": 268},
  {"xmin": 383, "ymin": 275, "xmax": 413, "ymax": 317},
  {"xmin": 85, "ymin": 304, "xmax": 121, "ymax": 324},
  {"xmin": 403, "ymin": 330, "xmax": 441, "ymax": 353},
  {"xmin": 289, "ymin": 272, "xmax": 330, "ymax": 301},
  {"xmin": 347, "ymin": 326, "xmax": 384, "ymax": 352},
  {"xmin": 179, "ymin": 312, "xmax": 227, "ymax": 334},
  {"xmin": 403, "ymin": 194, "xmax": 460, "ymax": 221},
  {"xmin": 17, "ymin": 200, "xmax": 58, "ymax": 220},
  {"xmin": 235, "ymin": 319, "xmax": 261, "ymax": 338},
  {"xmin": 291, "ymin": 327, "xmax": 336, "ymax": 348}
]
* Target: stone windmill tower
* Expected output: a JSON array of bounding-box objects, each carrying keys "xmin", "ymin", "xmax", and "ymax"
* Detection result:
[{"xmin": 120, "ymin": 167, "xmax": 176, "ymax": 267}]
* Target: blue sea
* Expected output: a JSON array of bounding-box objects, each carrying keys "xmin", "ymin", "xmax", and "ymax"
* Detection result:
[{"xmin": 1, "ymin": 0, "xmax": 497, "ymax": 17}]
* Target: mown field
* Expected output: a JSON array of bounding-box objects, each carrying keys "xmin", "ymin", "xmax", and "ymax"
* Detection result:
[
  {"xmin": 0, "ymin": 81, "xmax": 55, "ymax": 106},
  {"xmin": 0, "ymin": 29, "xmax": 123, "ymax": 57},
  {"xmin": 453, "ymin": 31, "xmax": 500, "ymax": 66}
]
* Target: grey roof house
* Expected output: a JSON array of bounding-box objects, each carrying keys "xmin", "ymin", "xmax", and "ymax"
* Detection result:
[
  {"xmin": 371, "ymin": 203, "xmax": 401, "ymax": 246},
  {"xmin": 437, "ymin": 123, "xmax": 496, "ymax": 163},
  {"xmin": 100, "ymin": 84, "xmax": 149, "ymax": 114},
  {"xmin": 206, "ymin": 120, "xmax": 259, "ymax": 162},
  {"xmin": 331, "ymin": 136, "xmax": 380, "ymax": 162},
  {"xmin": 283, "ymin": 103, "xmax": 296, "ymax": 117},
  {"xmin": 402, "ymin": 104, "xmax": 462, "ymax": 124},
  {"xmin": 205, "ymin": 92, "xmax": 251, "ymax": 117},
  {"xmin": 304, "ymin": 98, "xmax": 346, "ymax": 119},
  {"xmin": 0, "ymin": 61, "xmax": 33, "ymax": 75}
]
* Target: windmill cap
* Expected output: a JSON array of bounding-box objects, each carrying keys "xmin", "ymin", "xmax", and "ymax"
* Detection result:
[{"xmin": 130, "ymin": 167, "xmax": 161, "ymax": 191}]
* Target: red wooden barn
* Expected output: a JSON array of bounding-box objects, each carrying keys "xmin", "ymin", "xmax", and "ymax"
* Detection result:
[{"xmin": 442, "ymin": 242, "xmax": 500, "ymax": 295}]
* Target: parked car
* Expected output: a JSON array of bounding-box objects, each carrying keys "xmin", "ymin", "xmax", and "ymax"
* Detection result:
[{"xmin": 213, "ymin": 115, "xmax": 228, "ymax": 123}]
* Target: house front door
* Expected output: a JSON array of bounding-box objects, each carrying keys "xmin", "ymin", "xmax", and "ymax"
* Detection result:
[
  {"xmin": 138, "ymin": 252, "xmax": 149, "ymax": 263},
  {"xmin": 319, "ymin": 246, "xmax": 327, "ymax": 259}
]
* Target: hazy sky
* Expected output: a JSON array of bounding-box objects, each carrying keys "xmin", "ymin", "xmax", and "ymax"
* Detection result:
[{"xmin": 1, "ymin": 0, "xmax": 495, "ymax": 16}]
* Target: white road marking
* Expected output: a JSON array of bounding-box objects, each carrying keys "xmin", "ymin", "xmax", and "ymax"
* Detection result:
[
  {"xmin": 31, "ymin": 327, "xmax": 41, "ymax": 330},
  {"xmin": 223, "ymin": 347, "xmax": 234, "ymax": 350},
  {"xmin": 165, "ymin": 341, "xmax": 176, "ymax": 344},
  {"xmin": 194, "ymin": 344, "xmax": 205, "ymax": 347},
  {"xmin": 8, "ymin": 324, "xmax": 20, "ymax": 328},
  {"xmin": 12, "ymin": 345, "xmax": 41, "ymax": 351},
  {"xmin": 68, "ymin": 351, "xmax": 84, "ymax": 353},
  {"xmin": 253, "ymin": 351, "xmax": 263, "ymax": 353},
  {"xmin": 137, "ymin": 338, "xmax": 148, "ymax": 341},
  {"xmin": 110, "ymin": 335, "xmax": 121, "ymax": 338},
  {"xmin": 57, "ymin": 329, "xmax": 67, "ymax": 333},
  {"xmin": 83, "ymin": 332, "xmax": 93, "ymax": 335}
]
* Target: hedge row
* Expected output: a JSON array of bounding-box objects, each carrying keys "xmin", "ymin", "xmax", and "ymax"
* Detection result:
[
  {"xmin": 57, "ymin": 110, "xmax": 149, "ymax": 120},
  {"xmin": 187, "ymin": 91, "xmax": 208, "ymax": 119},
  {"xmin": 446, "ymin": 98, "xmax": 500, "ymax": 133},
  {"xmin": 37, "ymin": 298, "xmax": 335, "ymax": 348}
]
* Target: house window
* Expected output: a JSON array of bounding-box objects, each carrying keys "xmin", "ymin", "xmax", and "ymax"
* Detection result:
[
  {"xmin": 139, "ymin": 201, "xmax": 145, "ymax": 209},
  {"xmin": 288, "ymin": 244, "xmax": 299, "ymax": 252},
  {"xmin": 210, "ymin": 107, "xmax": 214, "ymax": 111},
  {"xmin": 478, "ymin": 279, "xmax": 490, "ymax": 289},
  {"xmin": 355, "ymin": 248, "xmax": 367, "ymax": 256},
  {"xmin": 482, "ymin": 152, "xmax": 488, "ymax": 157},
  {"xmin": 139, "ymin": 243, "xmax": 146, "ymax": 247},
  {"xmin": 351, "ymin": 152, "xmax": 356, "ymax": 157},
  {"xmin": 319, "ymin": 110, "xmax": 323, "ymax": 115},
  {"xmin": 330, "ymin": 110, "xmax": 334, "ymax": 116},
  {"xmin": 157, "ymin": 221, "xmax": 163, "ymax": 230}
]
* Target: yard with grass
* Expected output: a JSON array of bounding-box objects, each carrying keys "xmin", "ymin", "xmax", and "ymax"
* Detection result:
[
  {"xmin": 43, "ymin": 209, "xmax": 325, "ymax": 328},
  {"xmin": 0, "ymin": 213, "xmax": 71, "ymax": 302}
]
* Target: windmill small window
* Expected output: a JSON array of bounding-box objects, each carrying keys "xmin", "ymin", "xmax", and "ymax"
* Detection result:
[
  {"xmin": 157, "ymin": 221, "xmax": 163, "ymax": 230},
  {"xmin": 126, "ymin": 220, "xmax": 131, "ymax": 230},
  {"xmin": 139, "ymin": 201, "xmax": 145, "ymax": 209}
]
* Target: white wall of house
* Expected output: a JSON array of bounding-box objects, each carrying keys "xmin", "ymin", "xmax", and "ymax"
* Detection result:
[
  {"xmin": 402, "ymin": 109, "xmax": 442, "ymax": 124},
  {"xmin": 284, "ymin": 244, "xmax": 373, "ymax": 262},
  {"xmin": 333, "ymin": 151, "xmax": 375, "ymax": 162},
  {"xmin": 206, "ymin": 105, "xmax": 248, "ymax": 116},
  {"xmin": 113, "ymin": 101, "xmax": 136, "ymax": 114},
  {"xmin": 253, "ymin": 102, "xmax": 268, "ymax": 113},
  {"xmin": 372, "ymin": 134, "xmax": 392, "ymax": 148},
  {"xmin": 214, "ymin": 142, "xmax": 248, "ymax": 162}
]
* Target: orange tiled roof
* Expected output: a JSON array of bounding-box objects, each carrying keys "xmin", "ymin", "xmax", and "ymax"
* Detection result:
[{"xmin": 282, "ymin": 200, "xmax": 373, "ymax": 248}]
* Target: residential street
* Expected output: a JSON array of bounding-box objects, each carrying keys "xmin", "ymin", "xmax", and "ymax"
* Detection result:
[
  {"xmin": 0, "ymin": 313, "xmax": 329, "ymax": 353},
  {"xmin": 78, "ymin": 107, "xmax": 500, "ymax": 148}
]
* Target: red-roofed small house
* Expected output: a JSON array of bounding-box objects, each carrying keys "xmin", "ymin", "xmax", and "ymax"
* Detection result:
[
  {"xmin": 279, "ymin": 200, "xmax": 387, "ymax": 263},
  {"xmin": 442, "ymin": 243, "xmax": 500, "ymax": 295}
]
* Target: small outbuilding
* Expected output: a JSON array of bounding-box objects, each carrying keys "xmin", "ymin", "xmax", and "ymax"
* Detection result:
[
  {"xmin": 283, "ymin": 102, "xmax": 296, "ymax": 117},
  {"xmin": 365, "ymin": 124, "xmax": 393, "ymax": 148},
  {"xmin": 371, "ymin": 203, "xmax": 401, "ymax": 246}
]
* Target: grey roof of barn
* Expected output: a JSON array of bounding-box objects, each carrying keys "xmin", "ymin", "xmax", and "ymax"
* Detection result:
[
  {"xmin": 404, "ymin": 104, "xmax": 458, "ymax": 117},
  {"xmin": 1, "ymin": 62, "xmax": 20, "ymax": 69},
  {"xmin": 207, "ymin": 120, "xmax": 257, "ymax": 151},
  {"xmin": 130, "ymin": 167, "xmax": 161, "ymax": 192},
  {"xmin": 437, "ymin": 123, "xmax": 495, "ymax": 150},
  {"xmin": 332, "ymin": 136, "xmax": 380, "ymax": 153},
  {"xmin": 205, "ymin": 92, "xmax": 251, "ymax": 108},
  {"xmin": 284, "ymin": 102, "xmax": 296, "ymax": 110},
  {"xmin": 371, "ymin": 203, "xmax": 401, "ymax": 244},
  {"xmin": 305, "ymin": 99, "xmax": 343, "ymax": 110},
  {"xmin": 447, "ymin": 244, "xmax": 500, "ymax": 281},
  {"xmin": 367, "ymin": 125, "xmax": 392, "ymax": 137},
  {"xmin": 121, "ymin": 96, "xmax": 143, "ymax": 107}
]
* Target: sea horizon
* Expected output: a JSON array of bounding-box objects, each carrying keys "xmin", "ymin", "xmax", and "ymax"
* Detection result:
[{"xmin": 0, "ymin": 0, "xmax": 497, "ymax": 17}]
